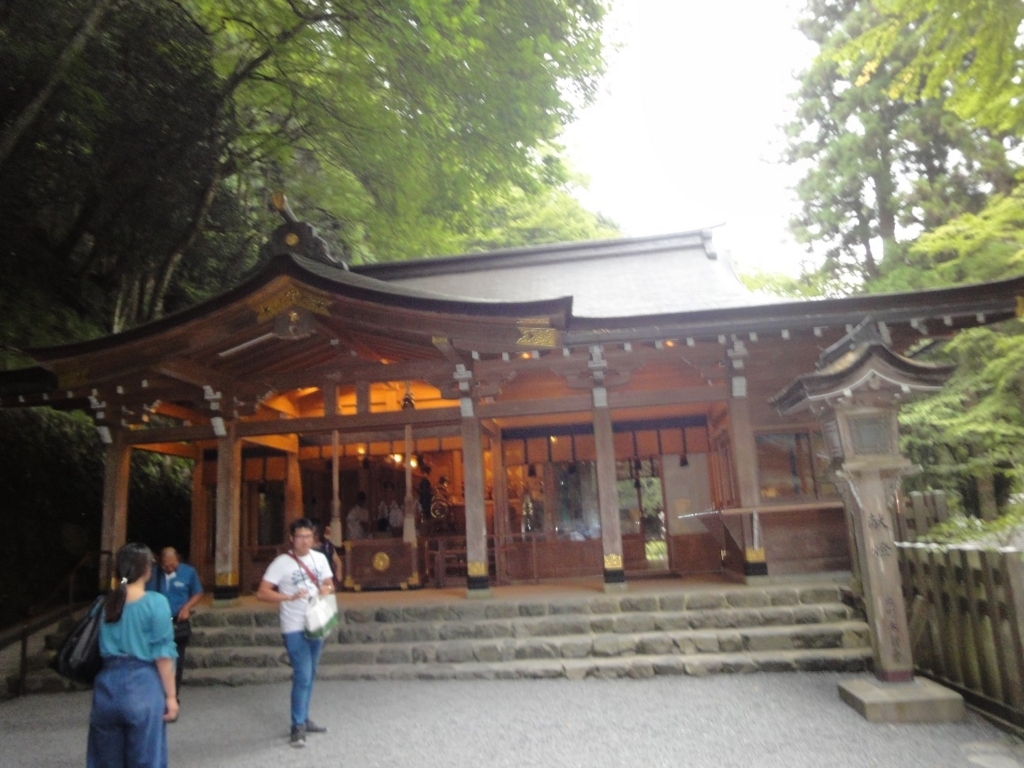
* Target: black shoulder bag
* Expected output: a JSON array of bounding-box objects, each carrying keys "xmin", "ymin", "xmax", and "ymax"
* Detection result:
[{"xmin": 52, "ymin": 595, "xmax": 105, "ymax": 684}]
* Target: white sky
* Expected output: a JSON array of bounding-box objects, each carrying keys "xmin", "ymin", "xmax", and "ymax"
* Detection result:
[{"xmin": 562, "ymin": 0, "xmax": 817, "ymax": 276}]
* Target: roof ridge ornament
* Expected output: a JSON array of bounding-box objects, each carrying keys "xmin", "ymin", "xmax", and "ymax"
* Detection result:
[{"xmin": 264, "ymin": 192, "xmax": 348, "ymax": 270}]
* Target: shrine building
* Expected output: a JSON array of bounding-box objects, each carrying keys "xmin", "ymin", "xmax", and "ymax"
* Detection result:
[{"xmin": 2, "ymin": 214, "xmax": 1022, "ymax": 600}]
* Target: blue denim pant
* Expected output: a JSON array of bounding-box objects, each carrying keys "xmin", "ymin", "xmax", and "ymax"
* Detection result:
[
  {"xmin": 282, "ymin": 631, "xmax": 324, "ymax": 727},
  {"xmin": 87, "ymin": 656, "xmax": 167, "ymax": 768}
]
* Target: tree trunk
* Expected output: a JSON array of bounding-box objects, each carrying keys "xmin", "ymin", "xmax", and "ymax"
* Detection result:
[
  {"xmin": 976, "ymin": 471, "xmax": 998, "ymax": 521},
  {"xmin": 145, "ymin": 161, "xmax": 225, "ymax": 321},
  {"xmin": 0, "ymin": 0, "xmax": 116, "ymax": 169}
]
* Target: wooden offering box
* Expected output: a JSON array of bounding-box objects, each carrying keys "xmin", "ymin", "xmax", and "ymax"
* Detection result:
[{"xmin": 343, "ymin": 539, "xmax": 419, "ymax": 591}]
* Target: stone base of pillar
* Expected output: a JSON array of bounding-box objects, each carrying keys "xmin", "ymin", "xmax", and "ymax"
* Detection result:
[
  {"xmin": 603, "ymin": 569, "xmax": 626, "ymax": 592},
  {"xmin": 213, "ymin": 585, "xmax": 240, "ymax": 603},
  {"xmin": 743, "ymin": 562, "xmax": 768, "ymax": 577},
  {"xmin": 467, "ymin": 575, "xmax": 490, "ymax": 598},
  {"xmin": 838, "ymin": 677, "xmax": 964, "ymax": 723}
]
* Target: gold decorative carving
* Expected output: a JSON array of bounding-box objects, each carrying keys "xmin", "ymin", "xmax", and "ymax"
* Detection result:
[
  {"xmin": 745, "ymin": 547, "xmax": 766, "ymax": 563},
  {"xmin": 344, "ymin": 575, "xmax": 355, "ymax": 589},
  {"xmin": 215, "ymin": 572, "xmax": 239, "ymax": 587},
  {"xmin": 467, "ymin": 561, "xmax": 488, "ymax": 577},
  {"xmin": 408, "ymin": 572, "xmax": 421, "ymax": 587},
  {"xmin": 372, "ymin": 551, "xmax": 391, "ymax": 572},
  {"xmin": 1017, "ymin": 296, "xmax": 1024, "ymax": 318},
  {"xmin": 517, "ymin": 317, "xmax": 551, "ymax": 327},
  {"xmin": 253, "ymin": 287, "xmax": 332, "ymax": 322},
  {"xmin": 285, "ymin": 232, "xmax": 301, "ymax": 246},
  {"xmin": 516, "ymin": 327, "xmax": 558, "ymax": 348},
  {"xmin": 603, "ymin": 553, "xmax": 623, "ymax": 570}
]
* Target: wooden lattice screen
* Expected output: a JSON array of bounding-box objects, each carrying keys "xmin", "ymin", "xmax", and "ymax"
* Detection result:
[{"xmin": 897, "ymin": 543, "xmax": 1024, "ymax": 728}]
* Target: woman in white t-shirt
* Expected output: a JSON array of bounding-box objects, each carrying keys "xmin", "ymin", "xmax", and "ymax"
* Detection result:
[{"xmin": 256, "ymin": 518, "xmax": 334, "ymax": 748}]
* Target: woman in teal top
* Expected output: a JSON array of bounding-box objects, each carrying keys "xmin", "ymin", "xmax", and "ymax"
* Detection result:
[{"xmin": 87, "ymin": 543, "xmax": 178, "ymax": 768}]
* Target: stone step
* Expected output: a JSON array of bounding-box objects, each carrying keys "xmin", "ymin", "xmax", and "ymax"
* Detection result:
[
  {"xmin": 183, "ymin": 647, "xmax": 871, "ymax": 686},
  {"xmin": 190, "ymin": 602, "xmax": 858, "ymax": 649},
  {"xmin": 186, "ymin": 621, "xmax": 871, "ymax": 671},
  {"xmin": 189, "ymin": 585, "xmax": 849, "ymax": 632}
]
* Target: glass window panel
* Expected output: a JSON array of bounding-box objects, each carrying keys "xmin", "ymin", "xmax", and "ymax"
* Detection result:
[
  {"xmin": 264, "ymin": 456, "xmax": 286, "ymax": 481},
  {"xmin": 503, "ymin": 439, "xmax": 526, "ymax": 466},
  {"xmin": 635, "ymin": 430, "xmax": 660, "ymax": 457},
  {"xmin": 257, "ymin": 482, "xmax": 285, "ymax": 546},
  {"xmin": 613, "ymin": 431, "xmax": 635, "ymax": 459},
  {"xmin": 757, "ymin": 434, "xmax": 799, "ymax": 500},
  {"xmin": 685, "ymin": 426, "xmax": 710, "ymax": 454},
  {"xmin": 549, "ymin": 435, "xmax": 573, "ymax": 463},
  {"xmin": 552, "ymin": 462, "xmax": 600, "ymax": 540},
  {"xmin": 574, "ymin": 433, "xmax": 596, "ymax": 461},
  {"xmin": 526, "ymin": 437, "xmax": 550, "ymax": 464},
  {"xmin": 659, "ymin": 429, "xmax": 683, "ymax": 455},
  {"xmin": 243, "ymin": 458, "xmax": 264, "ymax": 481}
]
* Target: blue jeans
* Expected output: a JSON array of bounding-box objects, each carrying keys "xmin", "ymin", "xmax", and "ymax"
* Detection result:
[
  {"xmin": 282, "ymin": 631, "xmax": 324, "ymax": 727},
  {"xmin": 87, "ymin": 657, "xmax": 167, "ymax": 768}
]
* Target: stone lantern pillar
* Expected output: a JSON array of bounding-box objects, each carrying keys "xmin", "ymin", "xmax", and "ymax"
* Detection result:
[{"xmin": 772, "ymin": 321, "xmax": 964, "ymax": 721}]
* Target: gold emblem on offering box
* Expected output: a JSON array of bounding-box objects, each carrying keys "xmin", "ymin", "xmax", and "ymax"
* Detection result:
[
  {"xmin": 516, "ymin": 327, "xmax": 558, "ymax": 348},
  {"xmin": 372, "ymin": 551, "xmax": 391, "ymax": 572},
  {"xmin": 603, "ymin": 553, "xmax": 623, "ymax": 570},
  {"xmin": 467, "ymin": 561, "xmax": 488, "ymax": 577}
]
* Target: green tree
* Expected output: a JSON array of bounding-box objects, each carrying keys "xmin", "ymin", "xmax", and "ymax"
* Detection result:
[
  {"xmin": 0, "ymin": 0, "xmax": 610, "ymax": 339},
  {"xmin": 783, "ymin": 0, "xmax": 1016, "ymax": 289}
]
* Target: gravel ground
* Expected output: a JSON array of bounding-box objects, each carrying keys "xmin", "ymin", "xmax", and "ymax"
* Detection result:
[{"xmin": 1, "ymin": 672, "xmax": 1021, "ymax": 768}]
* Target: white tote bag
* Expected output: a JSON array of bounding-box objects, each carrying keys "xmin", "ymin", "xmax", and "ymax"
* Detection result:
[{"xmin": 304, "ymin": 593, "xmax": 339, "ymax": 639}]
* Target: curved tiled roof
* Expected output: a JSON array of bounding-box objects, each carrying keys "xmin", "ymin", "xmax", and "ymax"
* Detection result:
[{"xmin": 353, "ymin": 230, "xmax": 776, "ymax": 318}]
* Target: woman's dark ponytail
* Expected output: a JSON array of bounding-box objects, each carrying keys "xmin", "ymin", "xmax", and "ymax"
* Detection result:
[{"xmin": 103, "ymin": 543, "xmax": 153, "ymax": 623}]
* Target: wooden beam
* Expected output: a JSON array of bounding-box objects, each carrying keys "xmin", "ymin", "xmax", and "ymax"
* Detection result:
[
  {"xmin": 241, "ymin": 433, "xmax": 299, "ymax": 453},
  {"xmin": 260, "ymin": 393, "xmax": 301, "ymax": 417},
  {"xmin": 151, "ymin": 401, "xmax": 210, "ymax": 424},
  {"xmin": 607, "ymin": 385, "xmax": 728, "ymax": 408},
  {"xmin": 263, "ymin": 358, "xmax": 452, "ymax": 392},
  {"xmin": 235, "ymin": 406, "xmax": 463, "ymax": 438},
  {"xmin": 155, "ymin": 359, "xmax": 237, "ymax": 395},
  {"xmin": 432, "ymin": 336, "xmax": 466, "ymax": 365},
  {"xmin": 133, "ymin": 441, "xmax": 198, "ymax": 458}
]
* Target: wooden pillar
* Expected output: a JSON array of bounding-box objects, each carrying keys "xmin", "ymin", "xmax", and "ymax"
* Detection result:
[
  {"xmin": 189, "ymin": 445, "xmax": 207, "ymax": 576},
  {"xmin": 355, "ymin": 380, "xmax": 370, "ymax": 415},
  {"xmin": 99, "ymin": 431, "xmax": 131, "ymax": 590},
  {"xmin": 214, "ymin": 421, "xmax": 242, "ymax": 601},
  {"xmin": 728, "ymin": 379, "xmax": 766, "ymax": 580},
  {"xmin": 727, "ymin": 383, "xmax": 760, "ymax": 508},
  {"xmin": 592, "ymin": 387, "xmax": 625, "ymax": 590},
  {"xmin": 284, "ymin": 450, "xmax": 302, "ymax": 524},
  {"xmin": 461, "ymin": 398, "xmax": 490, "ymax": 597},
  {"xmin": 330, "ymin": 430, "xmax": 342, "ymax": 547},
  {"xmin": 490, "ymin": 429, "xmax": 508, "ymax": 583}
]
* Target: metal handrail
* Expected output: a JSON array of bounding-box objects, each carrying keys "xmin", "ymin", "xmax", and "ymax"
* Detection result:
[{"xmin": 0, "ymin": 549, "xmax": 101, "ymax": 698}]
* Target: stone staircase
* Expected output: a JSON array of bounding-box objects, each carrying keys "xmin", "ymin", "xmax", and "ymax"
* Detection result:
[{"xmin": 184, "ymin": 584, "xmax": 872, "ymax": 685}]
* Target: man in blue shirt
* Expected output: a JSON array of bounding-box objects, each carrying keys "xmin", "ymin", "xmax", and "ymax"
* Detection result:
[{"xmin": 147, "ymin": 547, "xmax": 204, "ymax": 700}]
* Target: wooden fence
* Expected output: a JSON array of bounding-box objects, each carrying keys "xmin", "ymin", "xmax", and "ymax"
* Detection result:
[
  {"xmin": 897, "ymin": 542, "xmax": 1024, "ymax": 729},
  {"xmin": 895, "ymin": 490, "xmax": 950, "ymax": 543}
]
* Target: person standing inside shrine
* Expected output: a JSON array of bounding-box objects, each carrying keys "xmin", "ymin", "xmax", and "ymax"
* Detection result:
[
  {"xmin": 345, "ymin": 491, "xmax": 369, "ymax": 540},
  {"xmin": 256, "ymin": 518, "xmax": 335, "ymax": 747},
  {"xmin": 378, "ymin": 483, "xmax": 402, "ymax": 536},
  {"xmin": 146, "ymin": 546, "xmax": 203, "ymax": 701},
  {"xmin": 316, "ymin": 523, "xmax": 342, "ymax": 586}
]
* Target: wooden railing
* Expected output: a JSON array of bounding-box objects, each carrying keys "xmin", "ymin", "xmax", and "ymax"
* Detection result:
[
  {"xmin": 897, "ymin": 542, "xmax": 1024, "ymax": 729},
  {"xmin": 896, "ymin": 490, "xmax": 950, "ymax": 542}
]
